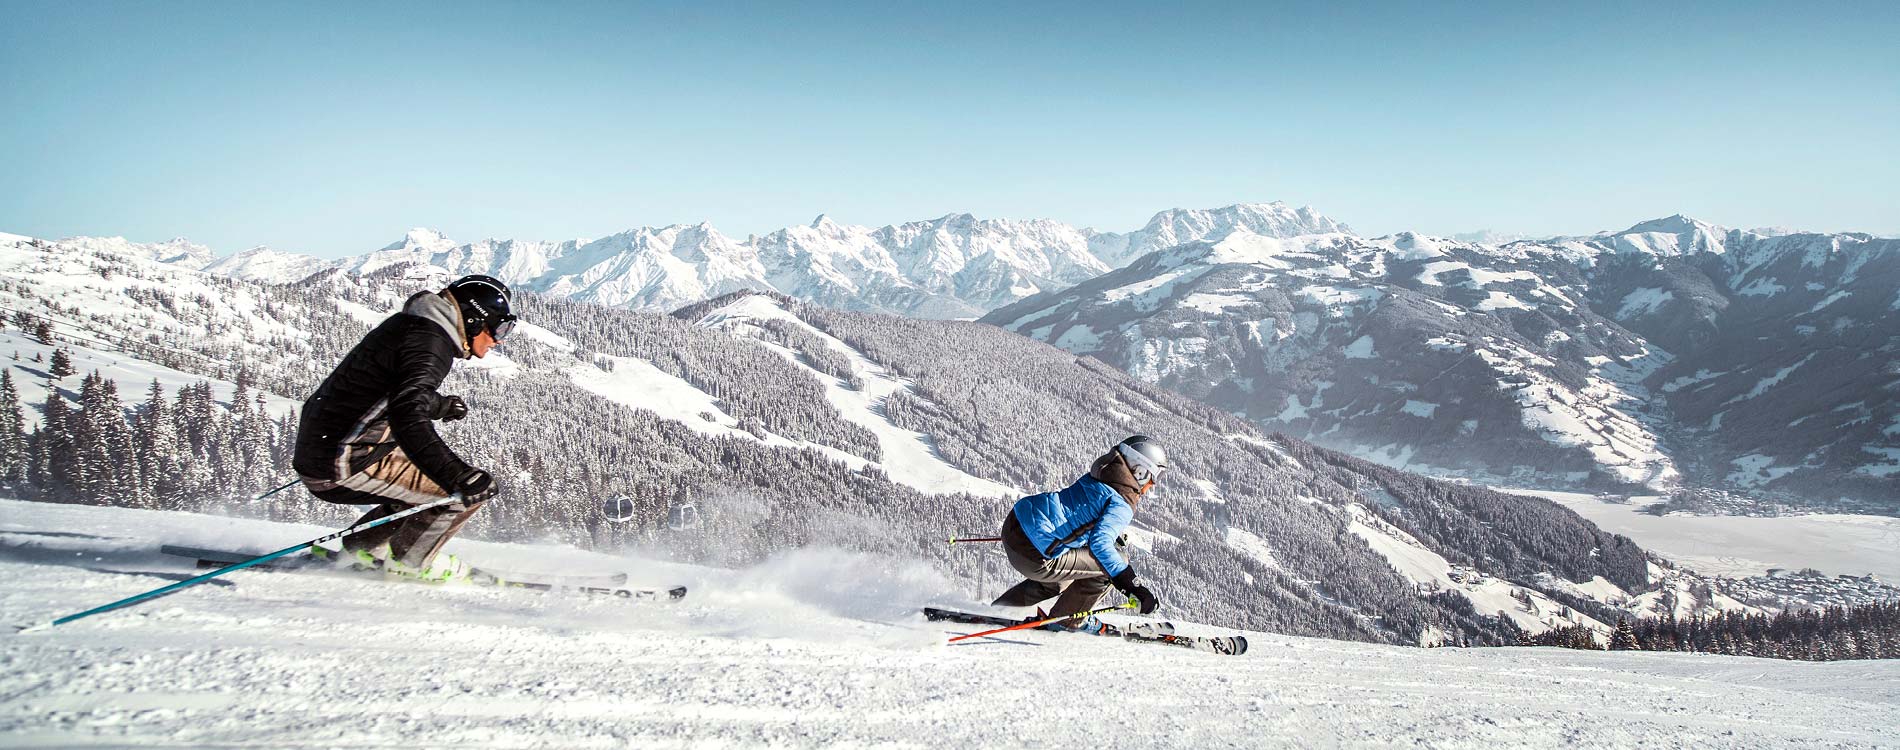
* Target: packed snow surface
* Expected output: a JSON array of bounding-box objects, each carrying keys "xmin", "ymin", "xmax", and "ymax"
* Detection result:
[{"xmin": 3, "ymin": 501, "xmax": 1897, "ymax": 748}]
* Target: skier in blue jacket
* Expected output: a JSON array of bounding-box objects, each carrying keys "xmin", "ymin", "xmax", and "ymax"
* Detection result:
[{"xmin": 993, "ymin": 436, "xmax": 1168, "ymax": 626}]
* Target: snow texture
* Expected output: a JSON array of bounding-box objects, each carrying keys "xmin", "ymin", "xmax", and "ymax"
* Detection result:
[
  {"xmin": 1616, "ymin": 287, "xmax": 1675, "ymax": 319},
  {"xmin": 0, "ymin": 332, "xmax": 299, "ymax": 429},
  {"xmin": 1222, "ymin": 526, "xmax": 1280, "ymax": 570},
  {"xmin": 4, "ymin": 500, "xmax": 1896, "ymax": 748}
]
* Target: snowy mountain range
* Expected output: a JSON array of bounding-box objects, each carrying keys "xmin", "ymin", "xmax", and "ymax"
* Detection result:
[
  {"xmin": 140, "ymin": 202, "xmax": 1344, "ymax": 319},
  {"xmin": 36, "ymin": 201, "xmax": 1900, "ymax": 510},
  {"xmin": 3, "ymin": 229, "xmax": 1721, "ymax": 646},
  {"xmin": 983, "ymin": 216, "xmax": 1900, "ymax": 509}
]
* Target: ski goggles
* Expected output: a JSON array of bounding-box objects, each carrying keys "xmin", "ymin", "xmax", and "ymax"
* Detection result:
[
  {"xmin": 489, "ymin": 314, "xmax": 518, "ymax": 341},
  {"xmin": 1117, "ymin": 444, "xmax": 1168, "ymax": 485}
]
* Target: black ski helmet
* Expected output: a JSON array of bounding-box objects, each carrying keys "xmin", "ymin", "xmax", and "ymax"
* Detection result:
[
  {"xmin": 446, "ymin": 274, "xmax": 516, "ymax": 342},
  {"xmin": 1116, "ymin": 435, "xmax": 1169, "ymax": 486}
]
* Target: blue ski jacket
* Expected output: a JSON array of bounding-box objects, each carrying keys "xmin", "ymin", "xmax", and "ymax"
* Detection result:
[{"xmin": 1011, "ymin": 475, "xmax": 1134, "ymax": 578}]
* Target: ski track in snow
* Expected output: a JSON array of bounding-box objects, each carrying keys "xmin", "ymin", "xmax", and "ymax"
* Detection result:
[{"xmin": 2, "ymin": 501, "xmax": 1897, "ymax": 749}]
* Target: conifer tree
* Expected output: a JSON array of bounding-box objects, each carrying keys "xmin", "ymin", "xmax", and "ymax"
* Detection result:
[
  {"xmin": 35, "ymin": 381, "xmax": 77, "ymax": 500},
  {"xmin": 49, "ymin": 348, "xmax": 76, "ymax": 379},
  {"xmin": 102, "ymin": 378, "xmax": 140, "ymax": 505},
  {"xmin": 134, "ymin": 379, "xmax": 183, "ymax": 508},
  {"xmin": 1610, "ymin": 617, "xmax": 1639, "ymax": 651},
  {"xmin": 72, "ymin": 373, "xmax": 137, "ymax": 504},
  {"xmin": 0, "ymin": 369, "xmax": 26, "ymax": 483}
]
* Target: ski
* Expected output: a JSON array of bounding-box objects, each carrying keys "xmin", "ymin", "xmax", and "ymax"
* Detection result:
[
  {"xmin": 161, "ymin": 545, "xmax": 687, "ymax": 602},
  {"xmin": 923, "ymin": 607, "xmax": 1248, "ymax": 655},
  {"xmin": 94, "ymin": 568, "xmax": 239, "ymax": 588},
  {"xmin": 161, "ymin": 544, "xmax": 631, "ymax": 587}
]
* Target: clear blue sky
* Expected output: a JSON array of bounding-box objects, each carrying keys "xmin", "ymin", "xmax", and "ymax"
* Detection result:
[{"xmin": 3, "ymin": 1, "xmax": 1895, "ymax": 257}]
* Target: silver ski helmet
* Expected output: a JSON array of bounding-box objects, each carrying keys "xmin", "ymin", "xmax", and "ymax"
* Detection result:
[
  {"xmin": 446, "ymin": 274, "xmax": 516, "ymax": 342},
  {"xmin": 1116, "ymin": 435, "xmax": 1168, "ymax": 487}
]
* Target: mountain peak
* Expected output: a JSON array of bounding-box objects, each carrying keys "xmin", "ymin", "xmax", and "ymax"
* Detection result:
[
  {"xmin": 382, "ymin": 227, "xmax": 455, "ymax": 253},
  {"xmin": 1098, "ymin": 202, "xmax": 1353, "ymax": 268},
  {"xmin": 1613, "ymin": 215, "xmax": 1730, "ymax": 256},
  {"xmin": 1388, "ymin": 231, "xmax": 1452, "ymax": 259},
  {"xmin": 934, "ymin": 212, "xmax": 979, "ymax": 228},
  {"xmin": 1620, "ymin": 214, "xmax": 1722, "ymax": 236}
]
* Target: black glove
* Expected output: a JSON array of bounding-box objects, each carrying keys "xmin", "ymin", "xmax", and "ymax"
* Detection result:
[
  {"xmin": 456, "ymin": 468, "xmax": 498, "ymax": 503},
  {"xmin": 435, "ymin": 395, "xmax": 468, "ymax": 422},
  {"xmin": 1111, "ymin": 568, "xmax": 1159, "ymax": 615}
]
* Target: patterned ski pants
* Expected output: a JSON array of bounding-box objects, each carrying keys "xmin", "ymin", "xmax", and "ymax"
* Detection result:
[{"xmin": 301, "ymin": 446, "xmax": 484, "ymax": 569}]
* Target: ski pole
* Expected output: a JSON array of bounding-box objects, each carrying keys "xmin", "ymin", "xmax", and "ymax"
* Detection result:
[
  {"xmin": 946, "ymin": 599, "xmax": 1138, "ymax": 643},
  {"xmin": 947, "ymin": 535, "xmax": 1001, "ymax": 545},
  {"xmin": 250, "ymin": 478, "xmax": 301, "ymax": 503},
  {"xmin": 20, "ymin": 494, "xmax": 464, "ymax": 632}
]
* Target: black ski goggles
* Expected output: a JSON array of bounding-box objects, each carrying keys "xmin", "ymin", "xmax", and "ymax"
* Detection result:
[{"xmin": 488, "ymin": 314, "xmax": 518, "ymax": 341}]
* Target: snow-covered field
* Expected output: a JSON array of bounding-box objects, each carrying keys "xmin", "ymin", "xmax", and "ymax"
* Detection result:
[
  {"xmin": 3, "ymin": 501, "xmax": 1897, "ymax": 748},
  {"xmin": 0, "ymin": 332, "xmax": 300, "ymax": 427},
  {"xmin": 1507, "ymin": 489, "xmax": 1900, "ymax": 581}
]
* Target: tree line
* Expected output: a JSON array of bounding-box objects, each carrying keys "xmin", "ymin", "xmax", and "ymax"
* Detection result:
[
  {"xmin": 0, "ymin": 365, "xmax": 296, "ymax": 508},
  {"xmin": 1516, "ymin": 603, "xmax": 1900, "ymax": 661}
]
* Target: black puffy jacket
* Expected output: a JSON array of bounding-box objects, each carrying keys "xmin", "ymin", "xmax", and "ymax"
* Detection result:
[{"xmin": 293, "ymin": 291, "xmax": 474, "ymax": 487}]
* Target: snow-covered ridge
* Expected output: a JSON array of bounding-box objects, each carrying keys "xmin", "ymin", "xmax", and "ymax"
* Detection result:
[
  {"xmin": 66, "ymin": 201, "xmax": 1351, "ymax": 320},
  {"xmin": 0, "ymin": 234, "xmax": 320, "ymax": 385}
]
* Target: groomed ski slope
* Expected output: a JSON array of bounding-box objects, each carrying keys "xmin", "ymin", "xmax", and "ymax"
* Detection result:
[{"xmin": 2, "ymin": 501, "xmax": 1897, "ymax": 749}]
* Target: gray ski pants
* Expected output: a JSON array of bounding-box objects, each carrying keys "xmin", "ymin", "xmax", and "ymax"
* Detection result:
[{"xmin": 991, "ymin": 513, "xmax": 1113, "ymax": 620}]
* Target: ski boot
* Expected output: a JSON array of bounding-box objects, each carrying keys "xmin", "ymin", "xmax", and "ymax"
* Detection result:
[
  {"xmin": 311, "ymin": 543, "xmax": 388, "ymax": 572},
  {"xmin": 1031, "ymin": 608, "xmax": 1114, "ymax": 635},
  {"xmin": 381, "ymin": 552, "xmax": 472, "ymax": 583},
  {"xmin": 1067, "ymin": 614, "xmax": 1113, "ymax": 635}
]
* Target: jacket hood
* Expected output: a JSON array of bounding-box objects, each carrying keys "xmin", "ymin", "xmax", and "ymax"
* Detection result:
[
  {"xmin": 1089, "ymin": 449, "xmax": 1142, "ymax": 505},
  {"xmin": 403, "ymin": 291, "xmax": 469, "ymax": 358}
]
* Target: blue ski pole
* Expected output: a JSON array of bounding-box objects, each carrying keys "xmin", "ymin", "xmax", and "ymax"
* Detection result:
[{"xmin": 20, "ymin": 494, "xmax": 463, "ymax": 632}]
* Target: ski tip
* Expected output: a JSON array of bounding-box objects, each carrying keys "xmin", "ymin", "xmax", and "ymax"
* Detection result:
[{"xmin": 16, "ymin": 622, "xmax": 52, "ymax": 635}]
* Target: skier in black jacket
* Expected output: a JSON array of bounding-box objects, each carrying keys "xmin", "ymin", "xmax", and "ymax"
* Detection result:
[{"xmin": 293, "ymin": 274, "xmax": 516, "ymax": 580}]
